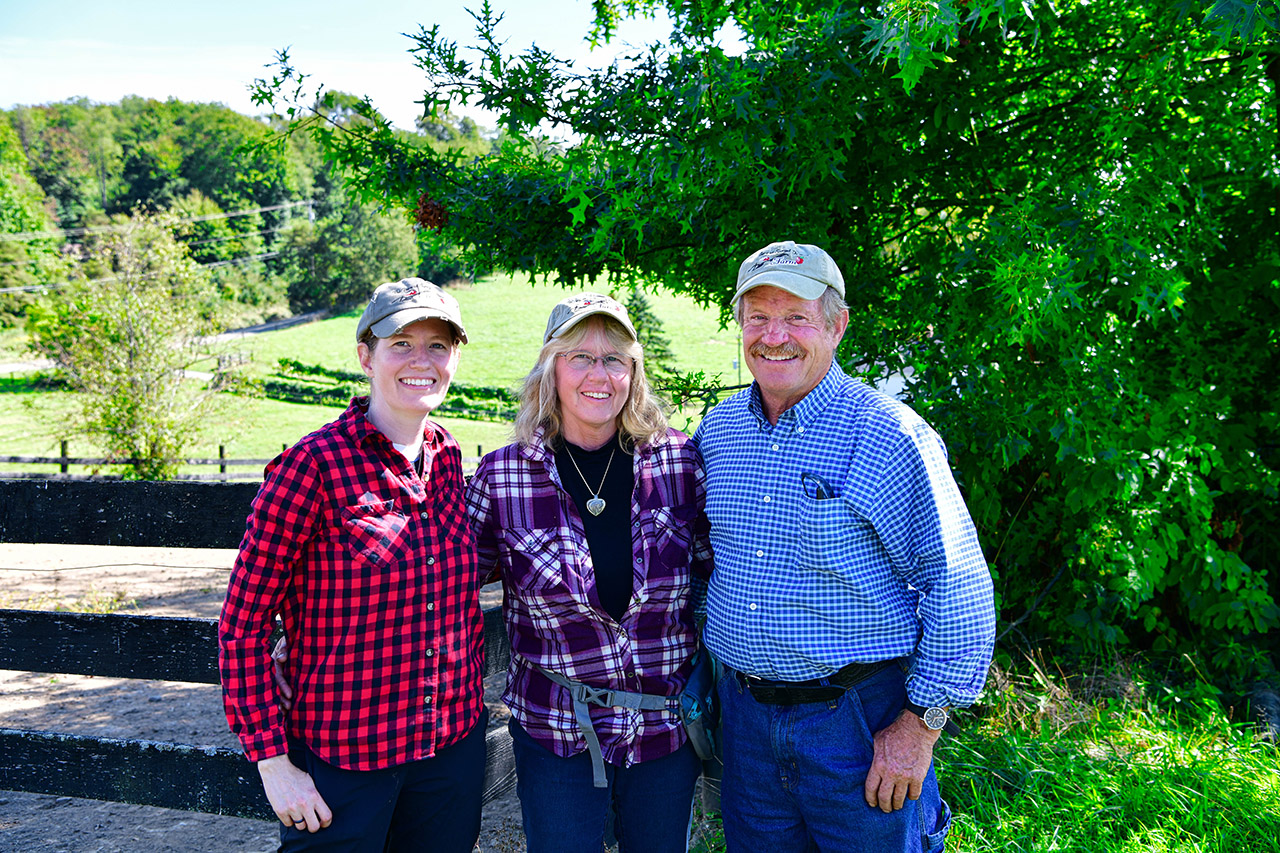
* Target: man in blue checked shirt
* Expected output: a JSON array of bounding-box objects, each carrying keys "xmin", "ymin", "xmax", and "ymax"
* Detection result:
[{"xmin": 692, "ymin": 241, "xmax": 995, "ymax": 852}]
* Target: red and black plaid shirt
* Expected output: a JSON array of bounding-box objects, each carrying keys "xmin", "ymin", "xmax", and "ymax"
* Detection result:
[{"xmin": 219, "ymin": 398, "xmax": 485, "ymax": 771}]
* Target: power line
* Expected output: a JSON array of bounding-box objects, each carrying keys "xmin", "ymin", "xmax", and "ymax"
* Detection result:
[
  {"xmin": 0, "ymin": 251, "xmax": 284, "ymax": 294},
  {"xmin": 0, "ymin": 200, "xmax": 314, "ymax": 243}
]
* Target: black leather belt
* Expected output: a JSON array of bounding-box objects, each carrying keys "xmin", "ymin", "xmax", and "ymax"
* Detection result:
[{"xmin": 733, "ymin": 659, "xmax": 898, "ymax": 706}]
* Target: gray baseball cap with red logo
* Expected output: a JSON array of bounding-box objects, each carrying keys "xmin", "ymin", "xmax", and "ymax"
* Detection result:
[
  {"xmin": 356, "ymin": 278, "xmax": 468, "ymax": 343},
  {"xmin": 732, "ymin": 241, "xmax": 846, "ymax": 306}
]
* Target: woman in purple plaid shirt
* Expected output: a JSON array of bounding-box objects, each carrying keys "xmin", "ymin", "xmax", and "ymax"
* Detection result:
[{"xmin": 465, "ymin": 293, "xmax": 715, "ymax": 853}]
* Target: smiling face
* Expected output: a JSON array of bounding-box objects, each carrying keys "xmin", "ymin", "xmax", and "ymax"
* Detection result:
[
  {"xmin": 740, "ymin": 285, "xmax": 848, "ymax": 423},
  {"xmin": 358, "ymin": 318, "xmax": 459, "ymax": 436},
  {"xmin": 553, "ymin": 320, "xmax": 633, "ymax": 449}
]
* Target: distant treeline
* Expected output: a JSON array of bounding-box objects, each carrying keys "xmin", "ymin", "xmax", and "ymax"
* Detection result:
[{"xmin": 0, "ymin": 94, "xmax": 498, "ymax": 327}]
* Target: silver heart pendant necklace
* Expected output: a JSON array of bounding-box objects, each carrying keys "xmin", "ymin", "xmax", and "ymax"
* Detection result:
[{"xmin": 565, "ymin": 443, "xmax": 616, "ymax": 517}]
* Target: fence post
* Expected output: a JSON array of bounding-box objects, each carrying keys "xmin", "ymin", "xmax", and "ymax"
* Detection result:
[
  {"xmin": 478, "ymin": 445, "xmax": 483, "ymax": 459},
  {"xmin": 219, "ymin": 445, "xmax": 227, "ymax": 479},
  {"xmin": 60, "ymin": 440, "xmax": 69, "ymax": 475}
]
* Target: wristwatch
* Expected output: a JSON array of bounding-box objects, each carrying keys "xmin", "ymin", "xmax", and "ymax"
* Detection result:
[{"xmin": 905, "ymin": 701, "xmax": 949, "ymax": 731}]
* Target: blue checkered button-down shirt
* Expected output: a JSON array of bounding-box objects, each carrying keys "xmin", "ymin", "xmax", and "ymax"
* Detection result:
[{"xmin": 692, "ymin": 364, "xmax": 994, "ymax": 707}]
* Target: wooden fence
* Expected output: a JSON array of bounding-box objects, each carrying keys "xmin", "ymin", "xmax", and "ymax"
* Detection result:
[
  {"xmin": 0, "ymin": 478, "xmax": 515, "ymax": 819},
  {"xmin": 0, "ymin": 442, "xmax": 488, "ymax": 480}
]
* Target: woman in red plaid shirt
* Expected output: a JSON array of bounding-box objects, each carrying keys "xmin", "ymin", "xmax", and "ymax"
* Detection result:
[
  {"xmin": 465, "ymin": 293, "xmax": 714, "ymax": 853},
  {"xmin": 219, "ymin": 279, "xmax": 488, "ymax": 852}
]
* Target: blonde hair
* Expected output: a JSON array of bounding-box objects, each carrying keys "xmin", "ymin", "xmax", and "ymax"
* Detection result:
[{"xmin": 512, "ymin": 315, "xmax": 669, "ymax": 451}]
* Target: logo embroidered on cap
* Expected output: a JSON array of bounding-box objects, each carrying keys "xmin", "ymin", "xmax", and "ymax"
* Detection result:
[{"xmin": 748, "ymin": 247, "xmax": 806, "ymax": 274}]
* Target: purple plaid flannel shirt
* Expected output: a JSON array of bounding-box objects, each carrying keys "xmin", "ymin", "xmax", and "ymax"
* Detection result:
[{"xmin": 465, "ymin": 427, "xmax": 713, "ymax": 767}]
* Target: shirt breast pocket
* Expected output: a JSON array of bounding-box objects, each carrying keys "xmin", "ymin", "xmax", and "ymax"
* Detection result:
[
  {"xmin": 794, "ymin": 496, "xmax": 870, "ymax": 577},
  {"xmin": 503, "ymin": 526, "xmax": 575, "ymax": 598},
  {"xmin": 341, "ymin": 500, "xmax": 409, "ymax": 568}
]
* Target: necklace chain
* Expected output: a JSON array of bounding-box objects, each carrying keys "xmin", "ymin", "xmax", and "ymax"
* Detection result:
[{"xmin": 564, "ymin": 441, "xmax": 616, "ymax": 516}]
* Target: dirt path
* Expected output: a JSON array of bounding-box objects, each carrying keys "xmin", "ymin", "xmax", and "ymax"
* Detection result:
[{"xmin": 0, "ymin": 543, "xmax": 525, "ymax": 853}]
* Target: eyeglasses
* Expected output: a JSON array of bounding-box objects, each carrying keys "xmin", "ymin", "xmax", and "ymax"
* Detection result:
[
  {"xmin": 801, "ymin": 471, "xmax": 835, "ymax": 500},
  {"xmin": 557, "ymin": 351, "xmax": 634, "ymax": 376}
]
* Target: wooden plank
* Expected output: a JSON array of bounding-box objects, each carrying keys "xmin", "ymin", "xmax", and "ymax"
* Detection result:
[
  {"xmin": 0, "ymin": 607, "xmax": 511, "ymax": 684},
  {"xmin": 482, "ymin": 603, "xmax": 510, "ymax": 677},
  {"xmin": 0, "ymin": 726, "xmax": 516, "ymax": 817},
  {"xmin": 0, "ymin": 728, "xmax": 272, "ymax": 819},
  {"xmin": 0, "ymin": 610, "xmax": 221, "ymax": 682},
  {"xmin": 481, "ymin": 725, "xmax": 517, "ymax": 803},
  {"xmin": 0, "ymin": 479, "xmax": 259, "ymax": 548}
]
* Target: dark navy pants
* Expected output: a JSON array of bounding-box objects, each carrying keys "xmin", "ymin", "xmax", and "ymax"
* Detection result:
[
  {"xmin": 279, "ymin": 707, "xmax": 487, "ymax": 853},
  {"xmin": 509, "ymin": 718, "xmax": 701, "ymax": 853}
]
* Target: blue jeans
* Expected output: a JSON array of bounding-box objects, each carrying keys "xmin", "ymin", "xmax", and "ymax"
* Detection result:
[
  {"xmin": 717, "ymin": 664, "xmax": 951, "ymax": 853},
  {"xmin": 279, "ymin": 707, "xmax": 487, "ymax": 853},
  {"xmin": 509, "ymin": 718, "xmax": 702, "ymax": 853}
]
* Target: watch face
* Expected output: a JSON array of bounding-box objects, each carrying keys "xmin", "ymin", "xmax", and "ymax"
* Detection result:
[{"xmin": 922, "ymin": 707, "xmax": 948, "ymax": 730}]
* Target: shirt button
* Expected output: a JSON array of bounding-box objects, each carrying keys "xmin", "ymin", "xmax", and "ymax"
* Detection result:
[
  {"xmin": 797, "ymin": 427, "xmax": 805, "ymax": 434},
  {"xmin": 426, "ymin": 602, "xmax": 435, "ymax": 611},
  {"xmin": 424, "ymin": 694, "xmax": 433, "ymax": 704},
  {"xmin": 772, "ymin": 444, "xmax": 780, "ymax": 451},
  {"xmin": 426, "ymin": 557, "xmax": 435, "ymax": 565},
  {"xmin": 749, "ymin": 603, "xmax": 758, "ymax": 611},
  {"xmin": 756, "ymin": 550, "xmax": 764, "ymax": 558},
  {"xmin": 762, "ymin": 496, "xmax": 771, "ymax": 503},
  {"xmin": 420, "ymin": 512, "xmax": 429, "ymax": 519},
  {"xmin": 425, "ymin": 649, "xmax": 435, "ymax": 657}
]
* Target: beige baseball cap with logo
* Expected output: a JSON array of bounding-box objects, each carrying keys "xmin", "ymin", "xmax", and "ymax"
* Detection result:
[
  {"xmin": 357, "ymin": 278, "xmax": 468, "ymax": 343},
  {"xmin": 543, "ymin": 293, "xmax": 638, "ymax": 343}
]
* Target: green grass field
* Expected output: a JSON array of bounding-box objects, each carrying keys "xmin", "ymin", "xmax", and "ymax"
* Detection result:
[
  {"xmin": 0, "ymin": 273, "xmax": 741, "ymax": 476},
  {"xmin": 234, "ymin": 273, "xmax": 744, "ymax": 391}
]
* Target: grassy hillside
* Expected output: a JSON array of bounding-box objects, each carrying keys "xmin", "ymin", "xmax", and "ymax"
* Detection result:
[
  {"xmin": 1, "ymin": 273, "xmax": 744, "ymax": 476},
  {"xmin": 237, "ymin": 273, "xmax": 744, "ymax": 390}
]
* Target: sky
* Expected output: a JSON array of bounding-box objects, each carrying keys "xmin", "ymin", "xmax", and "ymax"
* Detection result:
[{"xmin": 0, "ymin": 0, "xmax": 675, "ymax": 130}]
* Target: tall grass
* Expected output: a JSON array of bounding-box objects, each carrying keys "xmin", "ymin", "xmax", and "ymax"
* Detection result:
[
  {"xmin": 942, "ymin": 704, "xmax": 1277, "ymax": 851},
  {"xmin": 689, "ymin": 657, "xmax": 1279, "ymax": 853}
]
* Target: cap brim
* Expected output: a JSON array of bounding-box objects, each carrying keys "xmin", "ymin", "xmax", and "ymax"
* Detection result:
[
  {"xmin": 369, "ymin": 308, "xmax": 468, "ymax": 343},
  {"xmin": 731, "ymin": 271, "xmax": 831, "ymax": 305}
]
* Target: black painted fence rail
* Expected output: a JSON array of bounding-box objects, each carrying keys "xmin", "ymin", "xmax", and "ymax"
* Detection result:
[{"xmin": 0, "ymin": 478, "xmax": 516, "ymax": 820}]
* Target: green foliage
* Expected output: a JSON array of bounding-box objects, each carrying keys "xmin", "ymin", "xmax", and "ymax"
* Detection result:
[
  {"xmin": 0, "ymin": 112, "xmax": 66, "ymax": 316},
  {"xmin": 276, "ymin": 183, "xmax": 419, "ymax": 311},
  {"xmin": 249, "ymin": 1, "xmax": 1280, "ymax": 680},
  {"xmin": 25, "ymin": 212, "xmax": 229, "ymax": 479}
]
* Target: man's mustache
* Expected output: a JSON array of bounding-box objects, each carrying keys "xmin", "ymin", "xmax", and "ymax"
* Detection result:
[{"xmin": 749, "ymin": 344, "xmax": 802, "ymax": 360}]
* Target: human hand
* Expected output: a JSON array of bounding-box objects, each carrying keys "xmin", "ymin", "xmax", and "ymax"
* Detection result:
[
  {"xmin": 257, "ymin": 753, "xmax": 332, "ymax": 832},
  {"xmin": 271, "ymin": 634, "xmax": 293, "ymax": 711},
  {"xmin": 863, "ymin": 709, "xmax": 941, "ymax": 813}
]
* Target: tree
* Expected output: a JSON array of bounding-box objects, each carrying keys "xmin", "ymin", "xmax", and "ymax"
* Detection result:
[
  {"xmin": 278, "ymin": 178, "xmax": 419, "ymax": 311},
  {"xmin": 0, "ymin": 113, "xmax": 65, "ymax": 323},
  {"xmin": 27, "ymin": 213, "xmax": 229, "ymax": 480},
  {"xmin": 252, "ymin": 1, "xmax": 1279, "ymax": 679},
  {"xmin": 622, "ymin": 286, "xmax": 678, "ymax": 386}
]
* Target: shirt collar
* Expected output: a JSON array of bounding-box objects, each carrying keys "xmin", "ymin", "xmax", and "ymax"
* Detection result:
[
  {"xmin": 338, "ymin": 396, "xmax": 444, "ymax": 450},
  {"xmin": 746, "ymin": 361, "xmax": 845, "ymax": 432}
]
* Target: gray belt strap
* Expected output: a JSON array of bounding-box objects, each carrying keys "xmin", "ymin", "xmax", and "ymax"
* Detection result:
[{"xmin": 536, "ymin": 666, "xmax": 671, "ymax": 788}]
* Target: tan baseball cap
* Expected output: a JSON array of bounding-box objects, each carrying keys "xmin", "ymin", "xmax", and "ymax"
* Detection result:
[
  {"xmin": 356, "ymin": 278, "xmax": 467, "ymax": 343},
  {"xmin": 543, "ymin": 293, "xmax": 638, "ymax": 343},
  {"xmin": 732, "ymin": 241, "xmax": 845, "ymax": 305}
]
